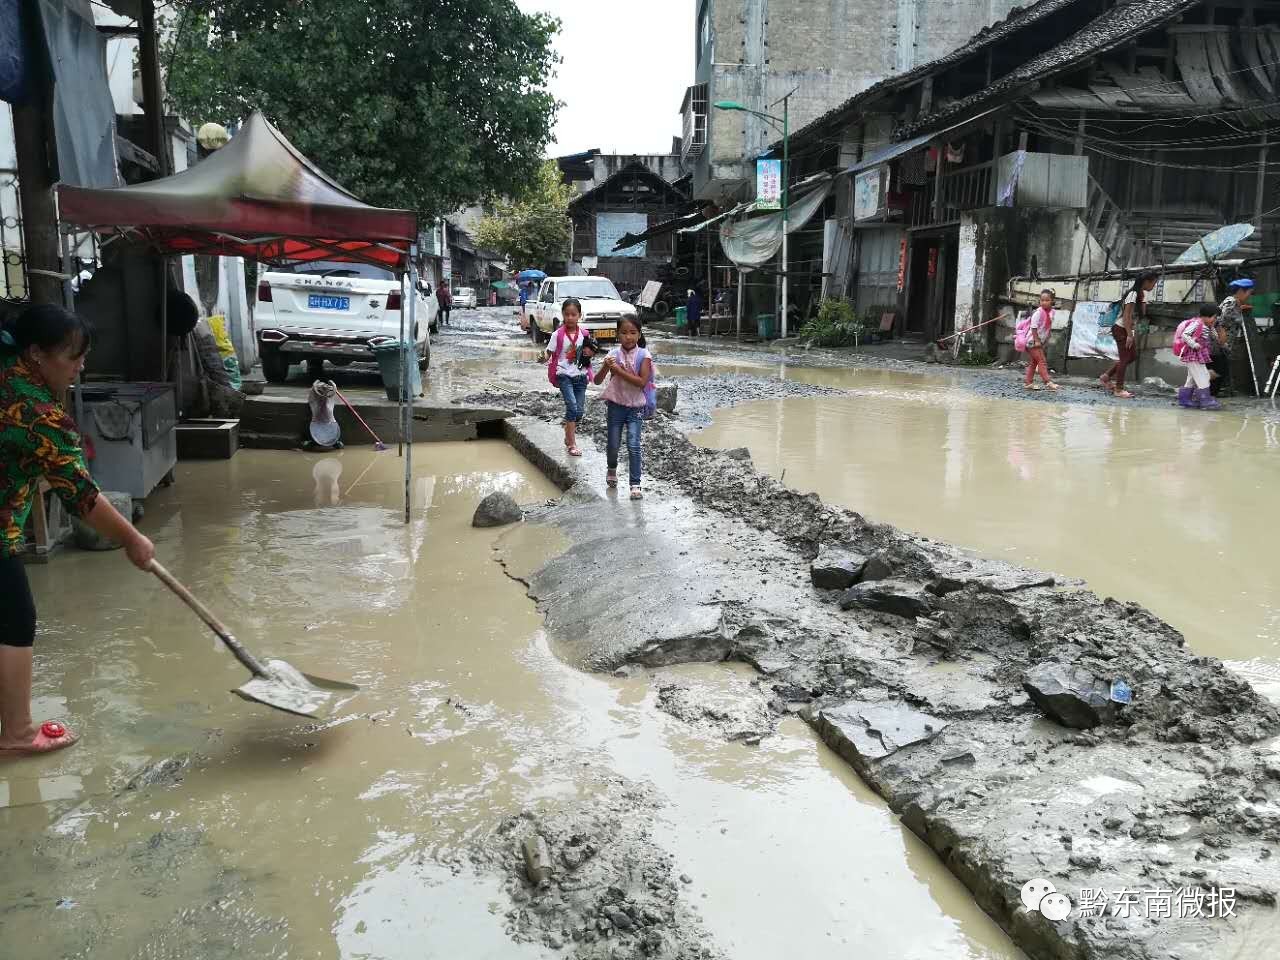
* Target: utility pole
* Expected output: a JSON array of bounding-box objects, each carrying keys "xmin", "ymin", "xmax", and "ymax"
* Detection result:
[{"xmin": 12, "ymin": 4, "xmax": 62, "ymax": 305}]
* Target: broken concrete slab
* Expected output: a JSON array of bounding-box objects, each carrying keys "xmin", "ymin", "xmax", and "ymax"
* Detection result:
[
  {"xmin": 839, "ymin": 579, "xmax": 935, "ymax": 619},
  {"xmin": 655, "ymin": 383, "xmax": 678, "ymax": 413},
  {"xmin": 1022, "ymin": 662, "xmax": 1119, "ymax": 729},
  {"xmin": 473, "ymin": 491, "xmax": 523, "ymax": 528},
  {"xmin": 858, "ymin": 553, "xmax": 894, "ymax": 583},
  {"xmin": 810, "ymin": 543, "xmax": 867, "ymax": 590},
  {"xmin": 815, "ymin": 700, "xmax": 949, "ymax": 763}
]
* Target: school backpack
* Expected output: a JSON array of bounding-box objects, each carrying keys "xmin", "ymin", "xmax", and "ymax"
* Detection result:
[
  {"xmin": 546, "ymin": 327, "xmax": 583, "ymax": 387},
  {"xmin": 1171, "ymin": 318, "xmax": 1200, "ymax": 359},
  {"xmin": 1014, "ymin": 313, "xmax": 1032, "ymax": 353},
  {"xmin": 1097, "ymin": 300, "xmax": 1122, "ymax": 331},
  {"xmin": 638, "ymin": 348, "xmax": 658, "ymax": 420}
]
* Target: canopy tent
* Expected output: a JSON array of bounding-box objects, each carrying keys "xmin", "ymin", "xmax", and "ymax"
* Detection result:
[
  {"xmin": 56, "ymin": 110, "xmax": 421, "ymax": 524},
  {"xmin": 57, "ymin": 111, "xmax": 417, "ymax": 269}
]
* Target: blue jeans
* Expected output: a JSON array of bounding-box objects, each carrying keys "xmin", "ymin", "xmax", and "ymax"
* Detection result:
[
  {"xmin": 606, "ymin": 401, "xmax": 643, "ymax": 486},
  {"xmin": 558, "ymin": 374, "xmax": 587, "ymax": 423}
]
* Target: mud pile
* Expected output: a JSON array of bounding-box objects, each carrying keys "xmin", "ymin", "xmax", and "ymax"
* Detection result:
[
  {"xmin": 491, "ymin": 381, "xmax": 1280, "ymax": 960},
  {"xmin": 468, "ymin": 777, "xmax": 722, "ymax": 959}
]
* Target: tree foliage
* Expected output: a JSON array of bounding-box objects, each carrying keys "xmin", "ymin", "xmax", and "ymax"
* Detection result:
[
  {"xmin": 474, "ymin": 160, "xmax": 573, "ymax": 269},
  {"xmin": 164, "ymin": 0, "xmax": 560, "ymax": 219}
]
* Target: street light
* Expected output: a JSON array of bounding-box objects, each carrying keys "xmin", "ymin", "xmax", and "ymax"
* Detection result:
[{"xmin": 714, "ymin": 95, "xmax": 791, "ymax": 338}]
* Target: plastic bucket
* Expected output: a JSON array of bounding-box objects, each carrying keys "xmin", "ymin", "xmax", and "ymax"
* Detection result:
[
  {"xmin": 371, "ymin": 342, "xmax": 422, "ymax": 402},
  {"xmin": 756, "ymin": 313, "xmax": 776, "ymax": 340},
  {"xmin": 674, "ymin": 306, "xmax": 688, "ymax": 328}
]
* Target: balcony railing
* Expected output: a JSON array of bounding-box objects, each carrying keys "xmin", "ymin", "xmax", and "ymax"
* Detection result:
[
  {"xmin": 909, "ymin": 161, "xmax": 995, "ymax": 228},
  {"xmin": 681, "ymin": 83, "xmax": 708, "ymax": 163}
]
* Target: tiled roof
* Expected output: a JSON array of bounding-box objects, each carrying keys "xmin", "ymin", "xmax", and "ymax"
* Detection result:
[
  {"xmin": 899, "ymin": 0, "xmax": 1200, "ymax": 136},
  {"xmin": 784, "ymin": 0, "xmax": 1085, "ymax": 147}
]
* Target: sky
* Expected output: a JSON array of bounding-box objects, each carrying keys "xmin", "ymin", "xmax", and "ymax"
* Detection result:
[{"xmin": 516, "ymin": 0, "xmax": 695, "ymax": 157}]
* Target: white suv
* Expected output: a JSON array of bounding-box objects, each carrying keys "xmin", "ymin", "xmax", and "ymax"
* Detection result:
[
  {"xmin": 255, "ymin": 260, "xmax": 435, "ymax": 383},
  {"xmin": 528, "ymin": 276, "xmax": 637, "ymax": 345},
  {"xmin": 454, "ymin": 287, "xmax": 478, "ymax": 309}
]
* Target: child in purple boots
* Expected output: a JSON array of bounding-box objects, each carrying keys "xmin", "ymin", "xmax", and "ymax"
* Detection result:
[{"xmin": 1174, "ymin": 303, "xmax": 1221, "ymax": 410}]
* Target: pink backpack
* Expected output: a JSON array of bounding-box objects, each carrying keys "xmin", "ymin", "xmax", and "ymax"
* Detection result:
[
  {"xmin": 1015, "ymin": 307, "xmax": 1049, "ymax": 353},
  {"xmin": 1172, "ymin": 318, "xmax": 1200, "ymax": 359},
  {"xmin": 546, "ymin": 327, "xmax": 584, "ymax": 386}
]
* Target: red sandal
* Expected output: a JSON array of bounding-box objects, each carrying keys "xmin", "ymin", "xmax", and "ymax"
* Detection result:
[{"xmin": 0, "ymin": 720, "xmax": 79, "ymax": 758}]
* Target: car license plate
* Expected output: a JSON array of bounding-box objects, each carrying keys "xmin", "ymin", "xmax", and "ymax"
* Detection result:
[
  {"xmin": 308, "ymin": 294, "xmax": 350, "ymax": 311},
  {"xmin": 594, "ymin": 327, "xmax": 616, "ymax": 339}
]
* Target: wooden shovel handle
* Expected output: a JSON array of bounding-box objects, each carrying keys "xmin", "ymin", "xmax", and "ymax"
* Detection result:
[{"xmin": 149, "ymin": 560, "xmax": 268, "ymax": 677}]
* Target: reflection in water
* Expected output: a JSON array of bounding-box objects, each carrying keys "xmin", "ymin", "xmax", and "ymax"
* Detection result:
[
  {"xmin": 694, "ymin": 372, "xmax": 1279, "ymax": 673},
  {"xmin": 0, "ymin": 444, "xmax": 1019, "ymax": 960}
]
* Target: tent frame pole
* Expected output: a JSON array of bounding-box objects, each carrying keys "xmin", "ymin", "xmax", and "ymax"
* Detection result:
[{"xmin": 404, "ymin": 248, "xmax": 418, "ymax": 524}]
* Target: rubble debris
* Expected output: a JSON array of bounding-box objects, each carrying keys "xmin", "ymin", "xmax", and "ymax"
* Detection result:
[
  {"xmin": 1022, "ymin": 663, "xmax": 1120, "ymax": 729},
  {"xmin": 472, "ymin": 491, "xmax": 523, "ymax": 528},
  {"xmin": 839, "ymin": 579, "xmax": 935, "ymax": 619},
  {"xmin": 815, "ymin": 700, "xmax": 949, "ymax": 762},
  {"xmin": 810, "ymin": 543, "xmax": 867, "ymax": 590}
]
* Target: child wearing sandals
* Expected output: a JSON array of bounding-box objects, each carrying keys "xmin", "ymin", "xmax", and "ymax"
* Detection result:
[
  {"xmin": 593, "ymin": 316, "xmax": 653, "ymax": 500},
  {"xmin": 546, "ymin": 297, "xmax": 593, "ymax": 457},
  {"xmin": 1018, "ymin": 289, "xmax": 1060, "ymax": 392}
]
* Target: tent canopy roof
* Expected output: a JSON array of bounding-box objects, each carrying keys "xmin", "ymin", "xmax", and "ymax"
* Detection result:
[{"xmin": 58, "ymin": 111, "xmax": 417, "ymax": 269}]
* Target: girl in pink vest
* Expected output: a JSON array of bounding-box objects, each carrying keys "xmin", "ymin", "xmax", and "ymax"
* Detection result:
[
  {"xmin": 1019, "ymin": 289, "xmax": 1059, "ymax": 391},
  {"xmin": 594, "ymin": 317, "xmax": 653, "ymax": 500}
]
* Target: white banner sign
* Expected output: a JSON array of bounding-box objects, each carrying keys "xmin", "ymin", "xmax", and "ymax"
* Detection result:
[
  {"xmin": 854, "ymin": 166, "xmax": 888, "ymax": 221},
  {"xmin": 1068, "ymin": 301, "xmax": 1120, "ymax": 360},
  {"xmin": 596, "ymin": 212, "xmax": 648, "ymax": 258}
]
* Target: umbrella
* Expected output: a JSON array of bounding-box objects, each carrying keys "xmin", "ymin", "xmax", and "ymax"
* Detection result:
[
  {"xmin": 517, "ymin": 269, "xmax": 547, "ymax": 282},
  {"xmin": 1172, "ymin": 223, "xmax": 1255, "ymax": 265}
]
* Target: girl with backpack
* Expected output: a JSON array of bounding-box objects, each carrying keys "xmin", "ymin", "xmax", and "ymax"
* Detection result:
[
  {"xmin": 594, "ymin": 316, "xmax": 654, "ymax": 500},
  {"xmin": 1174, "ymin": 303, "xmax": 1222, "ymax": 410},
  {"xmin": 1100, "ymin": 271, "xmax": 1157, "ymax": 399},
  {"xmin": 1017, "ymin": 289, "xmax": 1060, "ymax": 392},
  {"xmin": 546, "ymin": 297, "xmax": 594, "ymax": 457}
]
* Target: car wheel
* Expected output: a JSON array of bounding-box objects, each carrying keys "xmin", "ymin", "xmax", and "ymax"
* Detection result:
[
  {"xmin": 306, "ymin": 358, "xmax": 325, "ymax": 379},
  {"xmin": 261, "ymin": 350, "xmax": 291, "ymax": 384}
]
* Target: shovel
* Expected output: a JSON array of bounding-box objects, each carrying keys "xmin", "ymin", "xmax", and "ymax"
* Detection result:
[{"xmin": 149, "ymin": 560, "xmax": 358, "ymax": 719}]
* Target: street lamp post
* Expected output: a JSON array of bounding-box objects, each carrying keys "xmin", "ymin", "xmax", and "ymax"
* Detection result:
[{"xmin": 714, "ymin": 93, "xmax": 793, "ymax": 338}]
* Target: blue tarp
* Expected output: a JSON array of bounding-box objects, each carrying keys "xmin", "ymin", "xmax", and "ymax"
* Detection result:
[{"xmin": 0, "ymin": 0, "xmax": 28, "ymax": 104}]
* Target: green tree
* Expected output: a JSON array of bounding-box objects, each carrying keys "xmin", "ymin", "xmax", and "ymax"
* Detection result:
[
  {"xmin": 164, "ymin": 0, "xmax": 560, "ymax": 219},
  {"xmin": 474, "ymin": 160, "xmax": 573, "ymax": 269}
]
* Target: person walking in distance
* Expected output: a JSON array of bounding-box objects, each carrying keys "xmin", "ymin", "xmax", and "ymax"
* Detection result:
[
  {"xmin": 1174, "ymin": 303, "xmax": 1222, "ymax": 410},
  {"xmin": 686, "ymin": 287, "xmax": 703, "ymax": 338},
  {"xmin": 594, "ymin": 317, "xmax": 654, "ymax": 500},
  {"xmin": 1100, "ymin": 271, "xmax": 1157, "ymax": 399},
  {"xmin": 546, "ymin": 297, "xmax": 594, "ymax": 457},
  {"xmin": 1, "ymin": 305, "xmax": 155, "ymax": 756},
  {"xmin": 1018, "ymin": 289, "xmax": 1060, "ymax": 392},
  {"xmin": 435, "ymin": 280, "xmax": 452, "ymax": 327}
]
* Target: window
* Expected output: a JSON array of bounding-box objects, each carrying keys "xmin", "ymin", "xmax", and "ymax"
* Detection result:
[
  {"xmin": 542, "ymin": 283, "xmax": 553, "ymax": 303},
  {"xmin": 697, "ymin": 3, "xmax": 710, "ymax": 65},
  {"xmin": 557, "ymin": 279, "xmax": 622, "ymax": 301},
  {"xmin": 284, "ymin": 260, "xmax": 396, "ymax": 282}
]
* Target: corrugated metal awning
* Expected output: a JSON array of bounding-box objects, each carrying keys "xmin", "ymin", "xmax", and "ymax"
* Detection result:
[{"xmin": 845, "ymin": 106, "xmax": 1004, "ymax": 175}]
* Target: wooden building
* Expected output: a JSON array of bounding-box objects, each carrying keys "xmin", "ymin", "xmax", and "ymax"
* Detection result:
[
  {"xmin": 776, "ymin": 0, "xmax": 1280, "ymax": 383},
  {"xmin": 567, "ymin": 161, "xmax": 693, "ymax": 294}
]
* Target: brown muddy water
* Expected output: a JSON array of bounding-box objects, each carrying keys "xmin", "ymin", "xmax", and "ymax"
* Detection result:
[
  {"xmin": 692, "ymin": 366, "xmax": 1280, "ymax": 699},
  {"xmin": 1, "ymin": 444, "xmax": 1019, "ymax": 959}
]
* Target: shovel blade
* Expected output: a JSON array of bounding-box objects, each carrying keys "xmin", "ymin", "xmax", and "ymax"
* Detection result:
[{"xmin": 231, "ymin": 659, "xmax": 358, "ymax": 719}]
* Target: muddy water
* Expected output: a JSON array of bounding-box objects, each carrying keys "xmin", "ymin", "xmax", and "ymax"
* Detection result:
[
  {"xmin": 0, "ymin": 445, "xmax": 1019, "ymax": 958},
  {"xmin": 693, "ymin": 369, "xmax": 1280, "ymax": 694}
]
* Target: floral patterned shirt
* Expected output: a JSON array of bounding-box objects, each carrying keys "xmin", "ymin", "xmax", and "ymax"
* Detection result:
[{"xmin": 0, "ymin": 350, "xmax": 99, "ymax": 558}]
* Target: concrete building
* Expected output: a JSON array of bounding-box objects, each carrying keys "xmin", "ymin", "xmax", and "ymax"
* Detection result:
[
  {"xmin": 558, "ymin": 150, "xmax": 685, "ymax": 195},
  {"xmin": 680, "ymin": 0, "xmax": 1023, "ymax": 203}
]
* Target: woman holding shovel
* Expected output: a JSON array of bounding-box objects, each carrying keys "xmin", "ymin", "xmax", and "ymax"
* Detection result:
[{"xmin": 0, "ymin": 305, "xmax": 154, "ymax": 756}]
